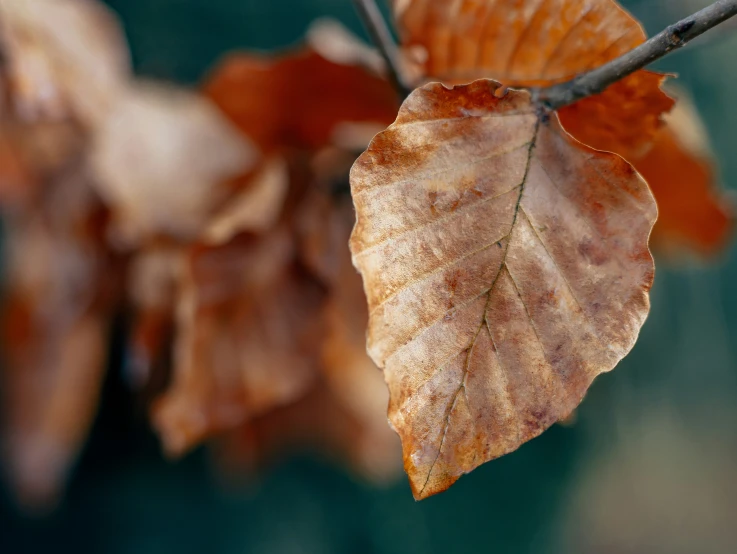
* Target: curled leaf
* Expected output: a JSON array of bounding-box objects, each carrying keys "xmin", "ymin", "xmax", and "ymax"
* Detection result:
[{"xmin": 350, "ymin": 80, "xmax": 656, "ymax": 498}]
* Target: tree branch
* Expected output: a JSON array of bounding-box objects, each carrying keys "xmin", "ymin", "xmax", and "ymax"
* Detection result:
[
  {"xmin": 538, "ymin": 0, "xmax": 737, "ymax": 110},
  {"xmin": 352, "ymin": 0, "xmax": 412, "ymax": 100}
]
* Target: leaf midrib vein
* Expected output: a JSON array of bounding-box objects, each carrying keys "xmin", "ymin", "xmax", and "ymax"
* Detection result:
[{"xmin": 417, "ymin": 118, "xmax": 540, "ymax": 497}]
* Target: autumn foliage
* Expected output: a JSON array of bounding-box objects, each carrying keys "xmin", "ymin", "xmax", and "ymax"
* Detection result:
[
  {"xmin": 0, "ymin": 0, "xmax": 734, "ymax": 508},
  {"xmin": 351, "ymin": 81, "xmax": 657, "ymax": 497}
]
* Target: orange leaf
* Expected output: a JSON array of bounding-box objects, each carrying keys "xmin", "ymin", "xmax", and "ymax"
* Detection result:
[
  {"xmin": 394, "ymin": 0, "xmax": 675, "ymax": 158},
  {"xmin": 350, "ymin": 80, "xmax": 656, "ymax": 498},
  {"xmin": 630, "ymin": 94, "xmax": 734, "ymax": 257},
  {"xmin": 557, "ymin": 70, "xmax": 675, "ymax": 158},
  {"xmin": 203, "ymin": 49, "xmax": 399, "ymax": 154}
]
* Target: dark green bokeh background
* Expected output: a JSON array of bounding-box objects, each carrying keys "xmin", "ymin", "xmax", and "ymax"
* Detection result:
[{"xmin": 2, "ymin": 1, "xmax": 737, "ymax": 552}]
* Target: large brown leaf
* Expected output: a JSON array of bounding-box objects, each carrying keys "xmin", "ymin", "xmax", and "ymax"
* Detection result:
[
  {"xmin": 350, "ymin": 80, "xmax": 656, "ymax": 499},
  {"xmin": 394, "ymin": 0, "xmax": 674, "ymax": 158}
]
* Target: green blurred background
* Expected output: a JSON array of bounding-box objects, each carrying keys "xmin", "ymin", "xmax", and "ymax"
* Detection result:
[{"xmin": 2, "ymin": 1, "xmax": 737, "ymax": 552}]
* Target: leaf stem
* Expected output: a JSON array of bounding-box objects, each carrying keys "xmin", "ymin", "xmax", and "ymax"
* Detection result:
[
  {"xmin": 537, "ymin": 0, "xmax": 737, "ymax": 110},
  {"xmin": 352, "ymin": 0, "xmax": 412, "ymax": 100}
]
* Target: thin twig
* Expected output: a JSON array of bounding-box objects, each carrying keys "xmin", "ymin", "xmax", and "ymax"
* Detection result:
[
  {"xmin": 352, "ymin": 0, "xmax": 412, "ymax": 100},
  {"xmin": 538, "ymin": 0, "xmax": 737, "ymax": 110}
]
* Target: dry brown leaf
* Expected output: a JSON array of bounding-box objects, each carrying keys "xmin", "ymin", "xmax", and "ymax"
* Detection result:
[
  {"xmin": 350, "ymin": 80, "xmax": 656, "ymax": 499},
  {"xmin": 0, "ymin": 0, "xmax": 130, "ymax": 126},
  {"xmin": 203, "ymin": 48, "xmax": 398, "ymax": 154},
  {"xmin": 206, "ymin": 185, "xmax": 400, "ymax": 482},
  {"xmin": 393, "ymin": 0, "xmax": 675, "ymax": 158},
  {"xmin": 394, "ymin": 0, "xmax": 642, "ymax": 85},
  {"xmin": 126, "ymin": 152, "xmax": 292, "ymax": 389},
  {"xmin": 630, "ymin": 93, "xmax": 734, "ymax": 257},
  {"xmin": 1, "ymin": 167, "xmax": 118, "ymax": 510},
  {"xmin": 89, "ymin": 82, "xmax": 257, "ymax": 246},
  {"xmin": 2, "ymin": 302, "xmax": 107, "ymax": 511},
  {"xmin": 151, "ymin": 228, "xmax": 325, "ymax": 456},
  {"xmin": 127, "ymin": 154, "xmax": 291, "ymax": 392}
]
